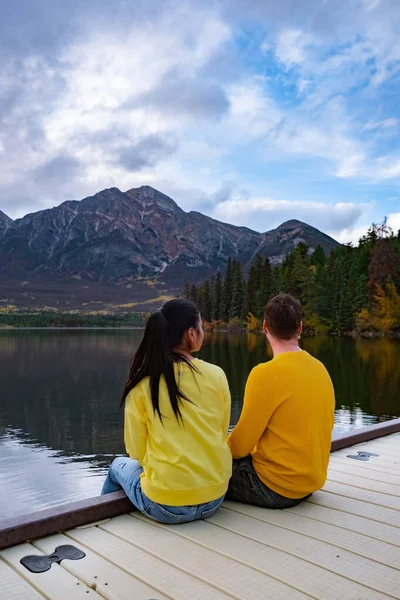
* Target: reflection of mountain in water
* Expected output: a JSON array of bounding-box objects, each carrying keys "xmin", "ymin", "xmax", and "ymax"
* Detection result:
[
  {"xmin": 1, "ymin": 331, "xmax": 399, "ymax": 462},
  {"xmin": 0, "ymin": 330, "xmax": 138, "ymax": 457}
]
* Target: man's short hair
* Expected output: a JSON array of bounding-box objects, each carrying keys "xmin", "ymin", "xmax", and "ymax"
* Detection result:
[{"xmin": 264, "ymin": 293, "xmax": 302, "ymax": 340}]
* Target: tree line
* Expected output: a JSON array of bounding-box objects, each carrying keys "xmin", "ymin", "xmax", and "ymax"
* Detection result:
[
  {"xmin": 0, "ymin": 310, "xmax": 146, "ymax": 328},
  {"xmin": 183, "ymin": 220, "xmax": 400, "ymax": 334}
]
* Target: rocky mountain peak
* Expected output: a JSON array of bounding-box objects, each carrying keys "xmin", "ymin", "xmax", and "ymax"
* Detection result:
[
  {"xmin": 0, "ymin": 210, "xmax": 13, "ymax": 237},
  {"xmin": 275, "ymin": 219, "xmax": 308, "ymax": 231},
  {"xmin": 125, "ymin": 185, "xmax": 182, "ymax": 214}
]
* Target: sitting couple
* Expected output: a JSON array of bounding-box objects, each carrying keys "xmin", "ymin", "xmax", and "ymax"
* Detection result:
[{"xmin": 102, "ymin": 293, "xmax": 335, "ymax": 523}]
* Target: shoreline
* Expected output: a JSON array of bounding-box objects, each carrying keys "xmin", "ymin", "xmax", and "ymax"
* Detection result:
[{"xmin": 1, "ymin": 325, "xmax": 400, "ymax": 337}]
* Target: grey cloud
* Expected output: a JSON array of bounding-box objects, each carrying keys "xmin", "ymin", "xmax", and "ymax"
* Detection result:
[
  {"xmin": 0, "ymin": 0, "xmax": 163, "ymax": 57},
  {"xmin": 33, "ymin": 156, "xmax": 82, "ymax": 184},
  {"xmin": 130, "ymin": 71, "xmax": 230, "ymax": 120},
  {"xmin": 320, "ymin": 205, "xmax": 364, "ymax": 232},
  {"xmin": 0, "ymin": 158, "xmax": 84, "ymax": 218},
  {"xmin": 116, "ymin": 135, "xmax": 179, "ymax": 172},
  {"xmin": 214, "ymin": 199, "xmax": 365, "ymax": 234}
]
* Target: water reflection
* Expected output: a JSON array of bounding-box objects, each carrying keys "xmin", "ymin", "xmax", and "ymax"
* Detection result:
[{"xmin": 0, "ymin": 330, "xmax": 399, "ymax": 517}]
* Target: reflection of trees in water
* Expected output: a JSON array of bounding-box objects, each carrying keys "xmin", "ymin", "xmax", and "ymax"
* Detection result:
[
  {"xmin": 355, "ymin": 338, "xmax": 400, "ymax": 418},
  {"xmin": 0, "ymin": 331, "xmax": 142, "ymax": 458},
  {"xmin": 0, "ymin": 331, "xmax": 399, "ymax": 460},
  {"xmin": 201, "ymin": 333, "xmax": 269, "ymax": 426},
  {"xmin": 303, "ymin": 336, "xmax": 400, "ymax": 421}
]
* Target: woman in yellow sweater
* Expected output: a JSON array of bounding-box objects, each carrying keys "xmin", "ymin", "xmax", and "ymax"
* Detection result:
[
  {"xmin": 227, "ymin": 293, "xmax": 335, "ymax": 508},
  {"xmin": 102, "ymin": 299, "xmax": 232, "ymax": 523}
]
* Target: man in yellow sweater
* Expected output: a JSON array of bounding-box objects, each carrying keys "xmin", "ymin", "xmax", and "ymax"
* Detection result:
[{"xmin": 227, "ymin": 293, "xmax": 335, "ymax": 508}]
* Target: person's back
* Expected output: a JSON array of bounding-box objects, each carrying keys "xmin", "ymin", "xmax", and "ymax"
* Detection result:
[
  {"xmin": 102, "ymin": 299, "xmax": 231, "ymax": 523},
  {"xmin": 125, "ymin": 358, "xmax": 231, "ymax": 506},
  {"xmin": 227, "ymin": 293, "xmax": 335, "ymax": 508}
]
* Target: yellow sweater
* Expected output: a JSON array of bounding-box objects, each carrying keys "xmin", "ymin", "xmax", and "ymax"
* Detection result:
[
  {"xmin": 124, "ymin": 359, "xmax": 232, "ymax": 506},
  {"xmin": 227, "ymin": 351, "xmax": 335, "ymax": 499}
]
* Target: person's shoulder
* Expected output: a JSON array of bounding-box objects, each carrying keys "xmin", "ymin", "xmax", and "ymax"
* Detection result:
[
  {"xmin": 303, "ymin": 352, "xmax": 333, "ymax": 376},
  {"xmin": 253, "ymin": 359, "xmax": 274, "ymax": 371},
  {"xmin": 249, "ymin": 360, "xmax": 275, "ymax": 378},
  {"xmin": 194, "ymin": 359, "xmax": 226, "ymax": 379},
  {"xmin": 303, "ymin": 351, "xmax": 327, "ymax": 368}
]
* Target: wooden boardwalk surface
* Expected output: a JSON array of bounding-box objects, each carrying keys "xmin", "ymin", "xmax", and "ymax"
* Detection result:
[{"xmin": 1, "ymin": 433, "xmax": 399, "ymax": 600}]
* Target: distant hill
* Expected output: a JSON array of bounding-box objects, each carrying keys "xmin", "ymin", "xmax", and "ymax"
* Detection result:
[{"xmin": 0, "ymin": 186, "xmax": 339, "ymax": 309}]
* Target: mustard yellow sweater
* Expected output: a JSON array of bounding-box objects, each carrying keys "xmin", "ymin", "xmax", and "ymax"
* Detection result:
[
  {"xmin": 228, "ymin": 351, "xmax": 335, "ymax": 499},
  {"xmin": 124, "ymin": 359, "xmax": 232, "ymax": 506}
]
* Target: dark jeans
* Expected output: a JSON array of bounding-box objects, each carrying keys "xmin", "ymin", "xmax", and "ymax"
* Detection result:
[{"xmin": 226, "ymin": 456, "xmax": 311, "ymax": 509}]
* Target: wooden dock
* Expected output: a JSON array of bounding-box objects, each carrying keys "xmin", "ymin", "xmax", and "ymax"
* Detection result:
[{"xmin": 1, "ymin": 425, "xmax": 399, "ymax": 599}]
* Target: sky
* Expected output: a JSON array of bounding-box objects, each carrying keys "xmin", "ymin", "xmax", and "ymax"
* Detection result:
[{"xmin": 1, "ymin": 0, "xmax": 400, "ymax": 243}]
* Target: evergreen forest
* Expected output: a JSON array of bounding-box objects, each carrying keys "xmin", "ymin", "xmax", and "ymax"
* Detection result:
[{"xmin": 183, "ymin": 221, "xmax": 400, "ymax": 334}]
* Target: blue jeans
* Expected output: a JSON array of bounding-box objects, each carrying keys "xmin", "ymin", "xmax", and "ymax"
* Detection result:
[{"xmin": 101, "ymin": 456, "xmax": 225, "ymax": 524}]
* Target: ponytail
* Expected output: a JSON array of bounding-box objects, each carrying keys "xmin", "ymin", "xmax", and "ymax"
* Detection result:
[{"xmin": 121, "ymin": 299, "xmax": 200, "ymax": 423}]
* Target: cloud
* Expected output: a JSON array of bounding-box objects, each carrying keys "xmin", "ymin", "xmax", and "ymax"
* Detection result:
[
  {"xmin": 387, "ymin": 212, "xmax": 400, "ymax": 233},
  {"xmin": 363, "ymin": 118, "xmax": 398, "ymax": 130},
  {"xmin": 130, "ymin": 72, "xmax": 231, "ymax": 121},
  {"xmin": 116, "ymin": 135, "xmax": 178, "ymax": 172},
  {"xmin": 331, "ymin": 224, "xmax": 371, "ymax": 244},
  {"xmin": 33, "ymin": 155, "xmax": 82, "ymax": 184},
  {"xmin": 328, "ymin": 207, "xmax": 400, "ymax": 243},
  {"xmin": 212, "ymin": 195, "xmax": 368, "ymax": 233},
  {"xmin": 0, "ymin": 3, "xmax": 234, "ymax": 217},
  {"xmin": 274, "ymin": 29, "xmax": 313, "ymax": 69},
  {"xmin": 0, "ymin": 0, "xmax": 400, "ymax": 229}
]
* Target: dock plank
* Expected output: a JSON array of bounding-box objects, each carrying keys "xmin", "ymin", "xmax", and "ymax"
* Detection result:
[
  {"xmin": 322, "ymin": 480, "xmax": 400, "ymax": 510},
  {"xmin": 332, "ymin": 447, "xmax": 400, "ymax": 469},
  {"xmin": 127, "ymin": 513, "xmax": 395, "ymax": 600},
  {"xmin": 101, "ymin": 514, "xmax": 313, "ymax": 600},
  {"xmin": 0, "ymin": 543, "xmax": 102, "ymax": 600},
  {"xmin": 308, "ymin": 490, "xmax": 400, "ymax": 527},
  {"xmin": 330, "ymin": 455, "xmax": 400, "ymax": 476},
  {"xmin": 205, "ymin": 507, "xmax": 400, "ymax": 598},
  {"xmin": 0, "ymin": 558, "xmax": 46, "ymax": 600},
  {"xmin": 67, "ymin": 522, "xmax": 235, "ymax": 600},
  {"xmin": 328, "ymin": 462, "xmax": 400, "ymax": 485},
  {"xmin": 289, "ymin": 498, "xmax": 400, "ymax": 544},
  {"xmin": 33, "ymin": 532, "xmax": 169, "ymax": 600},
  {"xmin": 222, "ymin": 502, "xmax": 400, "ymax": 569},
  {"xmin": 325, "ymin": 470, "xmax": 400, "ymax": 495}
]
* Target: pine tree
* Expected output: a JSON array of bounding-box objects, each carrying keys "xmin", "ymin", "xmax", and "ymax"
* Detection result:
[
  {"xmin": 281, "ymin": 251, "xmax": 296, "ymax": 296},
  {"xmin": 183, "ymin": 281, "xmax": 191, "ymax": 299},
  {"xmin": 310, "ymin": 245, "xmax": 326, "ymax": 268},
  {"xmin": 253, "ymin": 254, "xmax": 263, "ymax": 284},
  {"xmin": 272, "ymin": 265, "xmax": 281, "ymax": 296},
  {"xmin": 282, "ymin": 243, "xmax": 311, "ymax": 304},
  {"xmin": 230, "ymin": 261, "xmax": 245, "ymax": 320},
  {"xmin": 244, "ymin": 265, "xmax": 257, "ymax": 317},
  {"xmin": 221, "ymin": 257, "xmax": 234, "ymax": 322},
  {"xmin": 189, "ymin": 284, "xmax": 198, "ymax": 305},
  {"xmin": 202, "ymin": 278, "xmax": 212, "ymax": 321},
  {"xmin": 368, "ymin": 238, "xmax": 400, "ymax": 290},
  {"xmin": 256, "ymin": 257, "xmax": 273, "ymax": 318},
  {"xmin": 212, "ymin": 272, "xmax": 222, "ymax": 321}
]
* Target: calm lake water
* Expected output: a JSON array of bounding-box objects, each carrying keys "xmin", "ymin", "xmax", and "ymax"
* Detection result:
[{"xmin": 1, "ymin": 329, "xmax": 399, "ymax": 519}]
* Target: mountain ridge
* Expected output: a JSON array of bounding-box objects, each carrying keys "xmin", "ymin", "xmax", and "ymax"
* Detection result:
[
  {"xmin": 0, "ymin": 186, "xmax": 339, "ymax": 308},
  {"xmin": 0, "ymin": 209, "xmax": 12, "ymax": 237}
]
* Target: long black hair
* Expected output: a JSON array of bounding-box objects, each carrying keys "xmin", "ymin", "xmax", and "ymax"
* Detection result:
[{"xmin": 121, "ymin": 298, "xmax": 201, "ymax": 423}]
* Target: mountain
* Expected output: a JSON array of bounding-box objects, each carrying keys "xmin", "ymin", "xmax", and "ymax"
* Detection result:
[
  {"xmin": 0, "ymin": 210, "xmax": 12, "ymax": 237},
  {"xmin": 259, "ymin": 219, "xmax": 337, "ymax": 263},
  {"xmin": 0, "ymin": 186, "xmax": 339, "ymax": 308}
]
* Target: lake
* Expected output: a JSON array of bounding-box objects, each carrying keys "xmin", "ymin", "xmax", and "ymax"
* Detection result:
[{"xmin": 1, "ymin": 329, "xmax": 399, "ymax": 519}]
